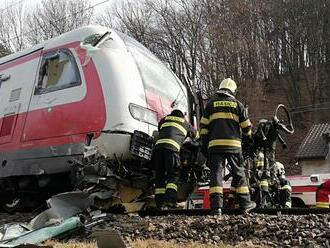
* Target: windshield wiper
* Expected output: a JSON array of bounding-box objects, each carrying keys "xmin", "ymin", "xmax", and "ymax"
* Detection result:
[{"xmin": 92, "ymin": 31, "xmax": 111, "ymax": 47}]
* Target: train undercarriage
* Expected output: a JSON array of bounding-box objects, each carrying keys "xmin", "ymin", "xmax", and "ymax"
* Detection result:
[{"xmin": 0, "ymin": 130, "xmax": 209, "ymax": 213}]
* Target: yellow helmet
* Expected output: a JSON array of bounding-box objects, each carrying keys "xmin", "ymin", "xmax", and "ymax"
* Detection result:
[{"xmin": 219, "ymin": 78, "xmax": 237, "ymax": 94}]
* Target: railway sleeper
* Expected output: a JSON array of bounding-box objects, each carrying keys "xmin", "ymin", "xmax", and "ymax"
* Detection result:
[{"xmin": 139, "ymin": 207, "xmax": 330, "ymax": 217}]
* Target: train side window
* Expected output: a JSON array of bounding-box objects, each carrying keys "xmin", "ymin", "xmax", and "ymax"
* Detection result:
[{"xmin": 35, "ymin": 49, "xmax": 81, "ymax": 95}]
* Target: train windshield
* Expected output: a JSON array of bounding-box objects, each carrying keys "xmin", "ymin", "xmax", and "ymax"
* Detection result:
[{"xmin": 116, "ymin": 32, "xmax": 189, "ymax": 117}]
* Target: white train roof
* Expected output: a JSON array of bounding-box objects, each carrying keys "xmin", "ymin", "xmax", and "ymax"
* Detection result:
[{"xmin": 0, "ymin": 25, "xmax": 111, "ymax": 65}]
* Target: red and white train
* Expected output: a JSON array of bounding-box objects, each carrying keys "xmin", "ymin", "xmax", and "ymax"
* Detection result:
[{"xmin": 0, "ymin": 25, "xmax": 190, "ymax": 210}]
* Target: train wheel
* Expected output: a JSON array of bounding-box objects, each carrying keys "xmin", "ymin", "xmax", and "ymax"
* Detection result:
[{"xmin": 1, "ymin": 193, "xmax": 24, "ymax": 212}]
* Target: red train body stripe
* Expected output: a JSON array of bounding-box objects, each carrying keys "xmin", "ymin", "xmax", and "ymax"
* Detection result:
[
  {"xmin": 0, "ymin": 51, "xmax": 41, "ymax": 72},
  {"xmin": 0, "ymin": 42, "xmax": 106, "ymax": 153}
]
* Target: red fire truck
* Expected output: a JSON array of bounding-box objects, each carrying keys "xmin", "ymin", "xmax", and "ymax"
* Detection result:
[{"xmin": 187, "ymin": 173, "xmax": 330, "ymax": 209}]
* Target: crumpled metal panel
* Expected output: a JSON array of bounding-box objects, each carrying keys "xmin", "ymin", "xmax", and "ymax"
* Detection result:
[
  {"xmin": 0, "ymin": 217, "xmax": 81, "ymax": 247},
  {"xmin": 0, "ymin": 191, "xmax": 92, "ymax": 247},
  {"xmin": 93, "ymin": 229, "xmax": 127, "ymax": 248},
  {"xmin": 0, "ymin": 224, "xmax": 31, "ymax": 242},
  {"xmin": 46, "ymin": 191, "xmax": 92, "ymax": 220},
  {"xmin": 29, "ymin": 191, "xmax": 92, "ymax": 230}
]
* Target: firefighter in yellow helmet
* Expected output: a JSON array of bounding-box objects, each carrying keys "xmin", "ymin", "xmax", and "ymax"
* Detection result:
[{"xmin": 200, "ymin": 78, "xmax": 256, "ymax": 215}]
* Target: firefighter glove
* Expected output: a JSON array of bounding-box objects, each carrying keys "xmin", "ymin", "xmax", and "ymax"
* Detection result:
[
  {"xmin": 224, "ymin": 173, "xmax": 232, "ymax": 181},
  {"xmin": 282, "ymin": 142, "xmax": 288, "ymax": 149},
  {"xmin": 256, "ymin": 169, "xmax": 263, "ymax": 180},
  {"xmin": 262, "ymin": 169, "xmax": 271, "ymax": 179}
]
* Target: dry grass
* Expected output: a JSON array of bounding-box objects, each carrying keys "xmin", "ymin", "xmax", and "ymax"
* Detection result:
[
  {"xmin": 45, "ymin": 240, "xmax": 262, "ymax": 248},
  {"xmin": 45, "ymin": 241, "xmax": 96, "ymax": 248}
]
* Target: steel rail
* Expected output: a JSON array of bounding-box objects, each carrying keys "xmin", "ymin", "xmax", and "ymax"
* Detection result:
[{"xmin": 139, "ymin": 207, "xmax": 330, "ymax": 217}]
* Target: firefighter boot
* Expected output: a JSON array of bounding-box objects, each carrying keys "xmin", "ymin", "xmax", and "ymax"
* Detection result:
[
  {"xmin": 209, "ymin": 193, "xmax": 223, "ymax": 215},
  {"xmin": 163, "ymin": 188, "xmax": 177, "ymax": 209},
  {"xmin": 155, "ymin": 194, "xmax": 165, "ymax": 209},
  {"xmin": 241, "ymin": 201, "xmax": 256, "ymax": 214},
  {"xmin": 226, "ymin": 197, "xmax": 236, "ymax": 209},
  {"xmin": 237, "ymin": 194, "xmax": 256, "ymax": 214},
  {"xmin": 210, "ymin": 208, "xmax": 222, "ymax": 215}
]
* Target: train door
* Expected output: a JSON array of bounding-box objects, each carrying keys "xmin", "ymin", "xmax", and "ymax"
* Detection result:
[
  {"xmin": 0, "ymin": 49, "xmax": 44, "ymax": 149},
  {"xmin": 0, "ymin": 75, "xmax": 20, "ymax": 144},
  {"xmin": 0, "ymin": 104, "xmax": 20, "ymax": 145},
  {"xmin": 22, "ymin": 48, "xmax": 87, "ymax": 141}
]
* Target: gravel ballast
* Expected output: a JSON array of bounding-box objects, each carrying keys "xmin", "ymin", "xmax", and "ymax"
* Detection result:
[{"xmin": 1, "ymin": 212, "xmax": 330, "ymax": 247}]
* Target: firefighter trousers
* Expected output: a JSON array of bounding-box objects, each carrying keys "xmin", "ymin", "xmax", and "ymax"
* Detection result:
[
  {"xmin": 209, "ymin": 152, "xmax": 251, "ymax": 210},
  {"xmin": 279, "ymin": 178, "xmax": 292, "ymax": 208},
  {"xmin": 153, "ymin": 148, "xmax": 180, "ymax": 208}
]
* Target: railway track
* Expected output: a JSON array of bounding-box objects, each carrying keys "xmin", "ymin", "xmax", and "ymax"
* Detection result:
[
  {"xmin": 139, "ymin": 207, "xmax": 330, "ymax": 217},
  {"xmin": 1, "ymin": 207, "xmax": 330, "ymax": 247}
]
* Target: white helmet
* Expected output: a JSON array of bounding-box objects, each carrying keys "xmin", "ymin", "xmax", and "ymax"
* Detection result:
[
  {"xmin": 219, "ymin": 78, "xmax": 237, "ymax": 94},
  {"xmin": 258, "ymin": 152, "xmax": 264, "ymax": 159},
  {"xmin": 274, "ymin": 162, "xmax": 286, "ymax": 178}
]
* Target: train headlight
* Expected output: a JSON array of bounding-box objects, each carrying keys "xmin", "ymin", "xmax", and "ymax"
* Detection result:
[{"xmin": 129, "ymin": 103, "xmax": 158, "ymax": 126}]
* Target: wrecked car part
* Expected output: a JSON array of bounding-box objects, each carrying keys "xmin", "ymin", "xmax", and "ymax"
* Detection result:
[
  {"xmin": 0, "ymin": 198, "xmax": 111, "ymax": 247},
  {"xmin": 46, "ymin": 192, "xmax": 92, "ymax": 220},
  {"xmin": 0, "ymin": 217, "xmax": 81, "ymax": 247},
  {"xmin": 82, "ymin": 212, "xmax": 113, "ymax": 230},
  {"xmin": 70, "ymin": 131, "xmax": 155, "ymax": 212},
  {"xmin": 29, "ymin": 191, "xmax": 92, "ymax": 230},
  {"xmin": 42, "ymin": 131, "xmax": 204, "ymax": 216},
  {"xmin": 242, "ymin": 104, "xmax": 294, "ymax": 208},
  {"xmin": 70, "ymin": 129, "xmax": 208, "ymax": 213},
  {"xmin": 0, "ymin": 224, "xmax": 31, "ymax": 242}
]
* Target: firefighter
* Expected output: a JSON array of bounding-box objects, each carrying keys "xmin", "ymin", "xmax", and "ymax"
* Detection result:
[
  {"xmin": 274, "ymin": 162, "xmax": 292, "ymax": 208},
  {"xmin": 200, "ymin": 78, "xmax": 256, "ymax": 215},
  {"xmin": 256, "ymin": 152, "xmax": 269, "ymax": 193},
  {"xmin": 255, "ymin": 118, "xmax": 288, "ymax": 176},
  {"xmin": 316, "ymin": 179, "xmax": 330, "ymax": 208},
  {"xmin": 250, "ymin": 152, "xmax": 270, "ymax": 207},
  {"xmin": 153, "ymin": 109, "xmax": 196, "ymax": 209}
]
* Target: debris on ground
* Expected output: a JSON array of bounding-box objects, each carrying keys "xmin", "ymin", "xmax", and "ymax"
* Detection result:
[
  {"xmin": 0, "ymin": 192, "xmax": 94, "ymax": 247},
  {"xmin": 92, "ymin": 229, "xmax": 127, "ymax": 248},
  {"xmin": 1, "ymin": 197, "xmax": 330, "ymax": 248},
  {"xmin": 71, "ymin": 213, "xmax": 330, "ymax": 247}
]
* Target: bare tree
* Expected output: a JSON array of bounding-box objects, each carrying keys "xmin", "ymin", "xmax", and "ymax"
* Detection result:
[
  {"xmin": 100, "ymin": 0, "xmax": 208, "ymax": 95},
  {"xmin": 25, "ymin": 0, "xmax": 93, "ymax": 45},
  {"xmin": 97, "ymin": 0, "xmax": 155, "ymax": 41},
  {"xmin": 0, "ymin": 44, "xmax": 10, "ymax": 58},
  {"xmin": 145, "ymin": 0, "xmax": 206, "ymax": 83},
  {"xmin": 0, "ymin": 1, "xmax": 28, "ymax": 52},
  {"xmin": 94, "ymin": 6, "xmax": 116, "ymax": 29}
]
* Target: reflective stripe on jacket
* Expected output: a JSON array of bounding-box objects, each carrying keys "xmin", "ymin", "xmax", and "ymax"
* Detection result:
[
  {"xmin": 199, "ymin": 91, "xmax": 252, "ymax": 153},
  {"xmin": 154, "ymin": 114, "xmax": 195, "ymax": 152},
  {"xmin": 280, "ymin": 178, "xmax": 292, "ymax": 191}
]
